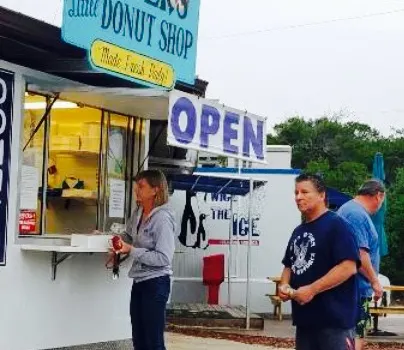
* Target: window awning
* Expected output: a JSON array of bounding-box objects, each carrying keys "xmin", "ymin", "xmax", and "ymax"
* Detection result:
[
  {"xmin": 27, "ymin": 83, "xmax": 170, "ymax": 120},
  {"xmin": 167, "ymin": 173, "xmax": 266, "ymax": 196},
  {"xmin": 59, "ymin": 88, "xmax": 169, "ymax": 120}
]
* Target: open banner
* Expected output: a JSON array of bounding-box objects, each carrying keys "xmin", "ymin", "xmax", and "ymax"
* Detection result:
[
  {"xmin": 167, "ymin": 90, "xmax": 267, "ymax": 164},
  {"xmin": 0, "ymin": 69, "xmax": 14, "ymax": 266}
]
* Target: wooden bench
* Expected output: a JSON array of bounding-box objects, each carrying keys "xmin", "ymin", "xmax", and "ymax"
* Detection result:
[
  {"xmin": 367, "ymin": 287, "xmax": 404, "ymax": 336},
  {"xmin": 265, "ymin": 294, "xmax": 283, "ymax": 321},
  {"xmin": 369, "ymin": 306, "xmax": 404, "ymax": 315},
  {"xmin": 368, "ymin": 306, "xmax": 404, "ymax": 336},
  {"xmin": 266, "ymin": 277, "xmax": 283, "ymax": 321}
]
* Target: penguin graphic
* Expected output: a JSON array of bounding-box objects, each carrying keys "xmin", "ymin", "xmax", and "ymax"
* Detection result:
[
  {"xmin": 193, "ymin": 213, "xmax": 209, "ymax": 250},
  {"xmin": 178, "ymin": 190, "xmax": 197, "ymax": 247}
]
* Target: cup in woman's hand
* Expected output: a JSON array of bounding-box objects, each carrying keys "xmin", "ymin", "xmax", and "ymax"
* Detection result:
[{"xmin": 112, "ymin": 235, "xmax": 123, "ymax": 251}]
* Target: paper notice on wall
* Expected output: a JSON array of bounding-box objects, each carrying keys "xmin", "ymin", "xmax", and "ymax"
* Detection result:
[
  {"xmin": 109, "ymin": 179, "xmax": 125, "ymax": 218},
  {"xmin": 20, "ymin": 165, "xmax": 39, "ymax": 210}
]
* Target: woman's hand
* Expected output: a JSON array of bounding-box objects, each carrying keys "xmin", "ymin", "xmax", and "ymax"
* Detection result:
[
  {"xmin": 117, "ymin": 241, "xmax": 133, "ymax": 254},
  {"xmin": 111, "ymin": 236, "xmax": 133, "ymax": 254},
  {"xmin": 105, "ymin": 251, "xmax": 115, "ymax": 269}
]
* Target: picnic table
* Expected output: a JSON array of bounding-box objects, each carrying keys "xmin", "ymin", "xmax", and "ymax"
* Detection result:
[
  {"xmin": 368, "ymin": 285, "xmax": 404, "ymax": 337},
  {"xmin": 265, "ymin": 277, "xmax": 283, "ymax": 320}
]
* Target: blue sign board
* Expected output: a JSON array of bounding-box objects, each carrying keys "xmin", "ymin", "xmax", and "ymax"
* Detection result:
[
  {"xmin": 62, "ymin": 0, "xmax": 200, "ymax": 87},
  {"xmin": 0, "ymin": 69, "xmax": 14, "ymax": 266}
]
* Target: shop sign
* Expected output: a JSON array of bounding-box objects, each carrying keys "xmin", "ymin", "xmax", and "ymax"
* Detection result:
[
  {"xmin": 19, "ymin": 211, "xmax": 37, "ymax": 235},
  {"xmin": 62, "ymin": 0, "xmax": 201, "ymax": 88},
  {"xmin": 167, "ymin": 91, "xmax": 267, "ymax": 163},
  {"xmin": 90, "ymin": 40, "xmax": 175, "ymax": 88},
  {"xmin": 0, "ymin": 69, "xmax": 14, "ymax": 266}
]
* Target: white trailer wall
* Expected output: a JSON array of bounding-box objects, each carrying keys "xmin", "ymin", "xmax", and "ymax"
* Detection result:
[
  {"xmin": 0, "ymin": 60, "xmax": 146, "ymax": 350},
  {"xmin": 169, "ymin": 168, "xmax": 301, "ymax": 314}
]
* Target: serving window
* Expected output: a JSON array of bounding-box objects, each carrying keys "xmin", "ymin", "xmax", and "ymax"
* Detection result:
[{"xmin": 19, "ymin": 91, "xmax": 138, "ymax": 236}]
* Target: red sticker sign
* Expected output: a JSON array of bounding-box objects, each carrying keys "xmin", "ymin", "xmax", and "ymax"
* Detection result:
[{"xmin": 19, "ymin": 211, "xmax": 37, "ymax": 234}]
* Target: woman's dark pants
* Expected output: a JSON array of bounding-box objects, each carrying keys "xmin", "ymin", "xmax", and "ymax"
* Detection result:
[{"xmin": 130, "ymin": 275, "xmax": 170, "ymax": 350}]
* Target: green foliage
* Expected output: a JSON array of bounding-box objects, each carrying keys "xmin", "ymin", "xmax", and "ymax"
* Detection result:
[
  {"xmin": 382, "ymin": 168, "xmax": 404, "ymax": 283},
  {"xmin": 267, "ymin": 115, "xmax": 404, "ymax": 284},
  {"xmin": 306, "ymin": 159, "xmax": 370, "ymax": 196},
  {"xmin": 267, "ymin": 116, "xmax": 381, "ymax": 170}
]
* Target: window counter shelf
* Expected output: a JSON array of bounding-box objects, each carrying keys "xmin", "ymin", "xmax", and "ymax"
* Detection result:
[
  {"xmin": 20, "ymin": 244, "xmax": 109, "ymax": 280},
  {"xmin": 20, "ymin": 244, "xmax": 108, "ymax": 253}
]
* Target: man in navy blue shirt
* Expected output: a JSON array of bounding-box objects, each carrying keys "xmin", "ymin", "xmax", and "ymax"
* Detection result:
[
  {"xmin": 338, "ymin": 179, "xmax": 385, "ymax": 349},
  {"xmin": 280, "ymin": 174, "xmax": 360, "ymax": 350}
]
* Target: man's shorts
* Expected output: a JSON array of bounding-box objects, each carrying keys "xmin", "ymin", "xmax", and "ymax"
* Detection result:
[
  {"xmin": 356, "ymin": 297, "xmax": 372, "ymax": 338},
  {"xmin": 296, "ymin": 327, "xmax": 355, "ymax": 350}
]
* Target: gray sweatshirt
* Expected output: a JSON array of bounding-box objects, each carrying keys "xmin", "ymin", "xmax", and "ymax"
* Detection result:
[{"xmin": 122, "ymin": 204, "xmax": 176, "ymax": 282}]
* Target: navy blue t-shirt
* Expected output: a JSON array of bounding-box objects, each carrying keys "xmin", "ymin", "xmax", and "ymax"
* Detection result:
[{"xmin": 282, "ymin": 211, "xmax": 360, "ymax": 329}]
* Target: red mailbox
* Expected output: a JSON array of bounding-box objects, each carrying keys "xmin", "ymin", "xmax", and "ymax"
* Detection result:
[{"xmin": 202, "ymin": 254, "xmax": 225, "ymax": 304}]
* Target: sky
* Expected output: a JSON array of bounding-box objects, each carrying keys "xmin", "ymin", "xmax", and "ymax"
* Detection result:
[{"xmin": 1, "ymin": 0, "xmax": 404, "ymax": 136}]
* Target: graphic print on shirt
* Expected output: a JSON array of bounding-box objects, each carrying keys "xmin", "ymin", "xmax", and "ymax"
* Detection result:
[{"xmin": 290, "ymin": 232, "xmax": 316, "ymax": 275}]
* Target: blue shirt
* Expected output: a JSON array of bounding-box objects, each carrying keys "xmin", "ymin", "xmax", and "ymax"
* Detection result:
[
  {"xmin": 282, "ymin": 211, "xmax": 360, "ymax": 329},
  {"xmin": 337, "ymin": 200, "xmax": 380, "ymax": 297}
]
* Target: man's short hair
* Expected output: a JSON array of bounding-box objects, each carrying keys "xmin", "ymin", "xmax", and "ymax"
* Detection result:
[
  {"xmin": 357, "ymin": 179, "xmax": 385, "ymax": 196},
  {"xmin": 295, "ymin": 173, "xmax": 326, "ymax": 194}
]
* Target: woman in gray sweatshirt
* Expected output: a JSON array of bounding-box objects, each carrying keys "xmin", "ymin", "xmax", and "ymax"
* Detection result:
[{"xmin": 113, "ymin": 170, "xmax": 175, "ymax": 350}]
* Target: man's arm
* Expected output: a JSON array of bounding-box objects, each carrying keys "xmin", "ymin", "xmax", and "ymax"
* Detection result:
[
  {"xmin": 280, "ymin": 267, "xmax": 291, "ymax": 285},
  {"xmin": 359, "ymin": 248, "xmax": 383, "ymax": 299},
  {"xmin": 340, "ymin": 212, "xmax": 382, "ymax": 299},
  {"xmin": 293, "ymin": 260, "xmax": 357, "ymax": 305},
  {"xmin": 358, "ymin": 249, "xmax": 377, "ymax": 282},
  {"xmin": 311, "ymin": 260, "xmax": 357, "ymax": 294},
  {"xmin": 278, "ymin": 267, "xmax": 292, "ymax": 301}
]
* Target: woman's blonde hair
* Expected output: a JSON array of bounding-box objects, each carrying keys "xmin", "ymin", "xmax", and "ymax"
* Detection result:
[{"xmin": 134, "ymin": 170, "xmax": 169, "ymax": 207}]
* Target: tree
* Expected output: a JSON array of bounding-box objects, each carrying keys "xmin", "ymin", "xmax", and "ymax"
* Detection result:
[
  {"xmin": 267, "ymin": 117, "xmax": 314, "ymax": 169},
  {"xmin": 267, "ymin": 116, "xmax": 381, "ymax": 170},
  {"xmin": 306, "ymin": 159, "xmax": 370, "ymax": 195},
  {"xmin": 382, "ymin": 168, "xmax": 404, "ymax": 284}
]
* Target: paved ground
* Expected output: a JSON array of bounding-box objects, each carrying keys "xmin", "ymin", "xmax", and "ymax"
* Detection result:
[
  {"xmin": 53, "ymin": 333, "xmax": 288, "ymax": 350},
  {"xmin": 215, "ymin": 314, "xmax": 404, "ymax": 342},
  {"xmin": 166, "ymin": 303, "xmax": 404, "ymax": 343},
  {"xmin": 378, "ymin": 315, "xmax": 404, "ymax": 334},
  {"xmin": 52, "ymin": 314, "xmax": 404, "ymax": 349},
  {"xmin": 167, "ymin": 333, "xmax": 288, "ymax": 349}
]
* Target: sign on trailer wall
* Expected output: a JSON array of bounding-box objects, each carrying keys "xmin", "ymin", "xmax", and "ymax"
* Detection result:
[
  {"xmin": 0, "ymin": 70, "xmax": 14, "ymax": 266},
  {"xmin": 167, "ymin": 90, "xmax": 267, "ymax": 163},
  {"xmin": 62, "ymin": 0, "xmax": 201, "ymax": 88}
]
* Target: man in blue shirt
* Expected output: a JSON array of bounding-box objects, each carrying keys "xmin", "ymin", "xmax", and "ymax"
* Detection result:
[
  {"xmin": 337, "ymin": 179, "xmax": 385, "ymax": 350},
  {"xmin": 280, "ymin": 174, "xmax": 360, "ymax": 350}
]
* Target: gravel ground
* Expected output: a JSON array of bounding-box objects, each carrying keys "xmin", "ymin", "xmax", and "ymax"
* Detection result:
[{"xmin": 167, "ymin": 325, "xmax": 404, "ymax": 350}]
